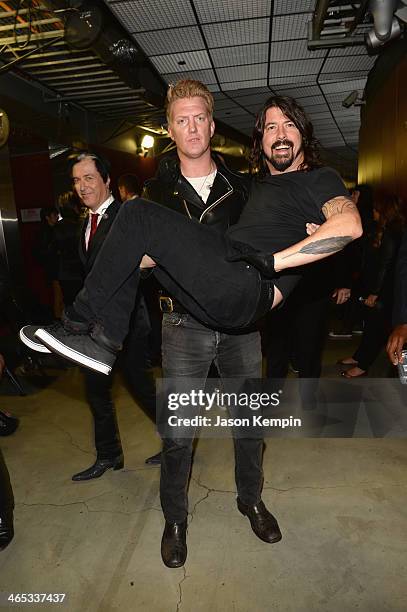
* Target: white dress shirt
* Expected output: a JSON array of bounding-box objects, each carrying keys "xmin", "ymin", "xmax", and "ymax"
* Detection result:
[{"xmin": 85, "ymin": 194, "xmax": 114, "ymax": 249}]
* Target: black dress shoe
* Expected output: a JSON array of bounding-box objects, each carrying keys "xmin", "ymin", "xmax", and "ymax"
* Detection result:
[
  {"xmin": 0, "ymin": 411, "xmax": 19, "ymax": 437},
  {"xmin": 145, "ymin": 452, "xmax": 161, "ymax": 465},
  {"xmin": 161, "ymin": 520, "xmax": 187, "ymax": 568},
  {"xmin": 0, "ymin": 512, "xmax": 14, "ymax": 551},
  {"xmin": 237, "ymin": 498, "xmax": 282, "ymax": 543},
  {"xmin": 72, "ymin": 455, "xmax": 124, "ymax": 481}
]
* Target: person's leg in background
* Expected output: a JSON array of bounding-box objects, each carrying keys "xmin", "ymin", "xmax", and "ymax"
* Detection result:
[
  {"xmin": 294, "ymin": 294, "xmax": 330, "ymax": 409},
  {"xmin": 71, "ymin": 370, "xmax": 123, "ymax": 481},
  {"xmin": 0, "ymin": 449, "xmax": 14, "ymax": 550},
  {"xmin": 120, "ymin": 329, "xmax": 160, "ymax": 464},
  {"xmin": 343, "ymin": 305, "xmax": 390, "ymax": 377},
  {"xmin": 265, "ymin": 303, "xmax": 293, "ymax": 379}
]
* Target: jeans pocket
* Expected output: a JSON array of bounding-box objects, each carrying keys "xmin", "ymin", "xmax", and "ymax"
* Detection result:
[{"xmin": 162, "ymin": 313, "xmax": 185, "ymax": 327}]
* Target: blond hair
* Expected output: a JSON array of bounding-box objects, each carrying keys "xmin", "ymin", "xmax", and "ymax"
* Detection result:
[{"xmin": 166, "ymin": 79, "xmax": 214, "ymax": 123}]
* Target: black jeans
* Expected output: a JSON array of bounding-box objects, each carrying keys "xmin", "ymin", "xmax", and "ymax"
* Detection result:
[
  {"xmin": 160, "ymin": 313, "xmax": 263, "ymax": 523},
  {"xmin": 73, "ymin": 199, "xmax": 273, "ymax": 345}
]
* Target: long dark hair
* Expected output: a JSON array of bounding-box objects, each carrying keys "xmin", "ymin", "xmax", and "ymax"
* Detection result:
[
  {"xmin": 373, "ymin": 193, "xmax": 407, "ymax": 247},
  {"xmin": 250, "ymin": 96, "xmax": 322, "ymax": 175}
]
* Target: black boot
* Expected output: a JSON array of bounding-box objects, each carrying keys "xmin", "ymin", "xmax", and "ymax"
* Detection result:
[
  {"xmin": 237, "ymin": 498, "xmax": 282, "ymax": 543},
  {"xmin": 72, "ymin": 455, "xmax": 124, "ymax": 481},
  {"xmin": 161, "ymin": 520, "xmax": 187, "ymax": 568}
]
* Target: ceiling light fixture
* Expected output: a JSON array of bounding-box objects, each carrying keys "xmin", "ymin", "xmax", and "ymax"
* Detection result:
[{"xmin": 141, "ymin": 134, "xmax": 154, "ymax": 149}]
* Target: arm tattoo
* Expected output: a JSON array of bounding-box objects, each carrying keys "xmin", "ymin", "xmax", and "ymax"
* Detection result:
[
  {"xmin": 281, "ymin": 236, "xmax": 353, "ymax": 259},
  {"xmin": 322, "ymin": 196, "xmax": 357, "ymax": 219}
]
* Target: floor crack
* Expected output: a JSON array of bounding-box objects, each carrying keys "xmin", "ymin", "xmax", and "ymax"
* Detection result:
[
  {"xmin": 176, "ymin": 566, "xmax": 189, "ymax": 612},
  {"xmin": 37, "ymin": 419, "xmax": 92, "ymax": 456},
  {"xmin": 17, "ymin": 500, "xmax": 160, "ymax": 516}
]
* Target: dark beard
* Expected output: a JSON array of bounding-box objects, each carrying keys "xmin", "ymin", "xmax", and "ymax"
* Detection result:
[
  {"xmin": 264, "ymin": 139, "xmax": 299, "ymax": 172},
  {"xmin": 265, "ymin": 151, "xmax": 294, "ymax": 172}
]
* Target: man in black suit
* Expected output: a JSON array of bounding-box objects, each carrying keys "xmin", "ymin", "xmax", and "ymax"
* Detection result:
[
  {"xmin": 21, "ymin": 153, "xmax": 154, "ymax": 479},
  {"xmin": 71, "ymin": 153, "xmax": 127, "ymax": 479},
  {"xmin": 73, "ymin": 153, "xmax": 156, "ymax": 480}
]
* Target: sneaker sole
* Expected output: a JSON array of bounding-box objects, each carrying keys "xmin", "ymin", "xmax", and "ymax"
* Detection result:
[
  {"xmin": 35, "ymin": 329, "xmax": 112, "ymax": 375},
  {"xmin": 19, "ymin": 327, "xmax": 51, "ymax": 353},
  {"xmin": 328, "ymin": 334, "xmax": 353, "ymax": 339}
]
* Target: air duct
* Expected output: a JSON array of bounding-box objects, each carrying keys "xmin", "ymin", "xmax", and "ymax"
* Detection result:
[
  {"xmin": 369, "ymin": 0, "xmax": 398, "ymax": 41},
  {"xmin": 366, "ymin": 16, "xmax": 401, "ymax": 49},
  {"xmin": 43, "ymin": 0, "xmax": 166, "ymax": 107}
]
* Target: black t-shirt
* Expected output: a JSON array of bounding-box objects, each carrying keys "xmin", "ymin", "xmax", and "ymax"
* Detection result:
[{"xmin": 226, "ymin": 166, "xmax": 349, "ymax": 252}]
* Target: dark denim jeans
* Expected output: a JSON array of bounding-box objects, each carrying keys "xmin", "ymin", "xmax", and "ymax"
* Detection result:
[
  {"xmin": 73, "ymin": 199, "xmax": 265, "ymax": 345},
  {"xmin": 160, "ymin": 313, "xmax": 264, "ymax": 523}
]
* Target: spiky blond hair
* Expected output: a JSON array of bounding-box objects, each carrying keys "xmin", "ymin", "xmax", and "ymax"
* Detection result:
[{"xmin": 166, "ymin": 79, "xmax": 214, "ymax": 123}]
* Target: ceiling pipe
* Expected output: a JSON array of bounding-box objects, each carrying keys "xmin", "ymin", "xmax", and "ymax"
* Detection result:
[
  {"xmin": 40, "ymin": 0, "xmax": 167, "ymax": 108},
  {"xmin": 369, "ymin": 0, "xmax": 398, "ymax": 41}
]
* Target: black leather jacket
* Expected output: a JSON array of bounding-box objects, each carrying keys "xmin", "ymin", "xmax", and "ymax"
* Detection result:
[
  {"xmin": 143, "ymin": 154, "xmax": 250, "ymax": 314},
  {"xmin": 143, "ymin": 153, "xmax": 249, "ymax": 231}
]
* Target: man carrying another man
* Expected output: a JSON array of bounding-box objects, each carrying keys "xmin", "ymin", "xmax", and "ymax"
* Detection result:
[
  {"xmin": 143, "ymin": 80, "xmax": 267, "ymax": 567},
  {"xmin": 21, "ymin": 81, "xmax": 362, "ymax": 568}
]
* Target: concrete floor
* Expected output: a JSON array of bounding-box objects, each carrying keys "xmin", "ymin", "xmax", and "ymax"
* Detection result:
[{"xmin": 1, "ymin": 338, "xmax": 407, "ymax": 612}]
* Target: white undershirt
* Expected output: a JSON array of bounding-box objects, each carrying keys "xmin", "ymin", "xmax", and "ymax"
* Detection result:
[{"xmin": 185, "ymin": 169, "xmax": 217, "ymax": 203}]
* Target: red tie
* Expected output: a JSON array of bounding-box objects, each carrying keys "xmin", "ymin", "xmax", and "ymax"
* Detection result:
[{"xmin": 88, "ymin": 213, "xmax": 99, "ymax": 249}]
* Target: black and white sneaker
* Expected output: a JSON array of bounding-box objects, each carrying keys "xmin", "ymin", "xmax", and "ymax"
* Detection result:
[
  {"xmin": 34, "ymin": 323, "xmax": 119, "ymax": 375},
  {"xmin": 20, "ymin": 313, "xmax": 89, "ymax": 354},
  {"xmin": 20, "ymin": 325, "xmax": 51, "ymax": 353}
]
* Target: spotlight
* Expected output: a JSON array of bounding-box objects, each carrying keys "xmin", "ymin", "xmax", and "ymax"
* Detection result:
[{"xmin": 141, "ymin": 135, "xmax": 154, "ymax": 149}]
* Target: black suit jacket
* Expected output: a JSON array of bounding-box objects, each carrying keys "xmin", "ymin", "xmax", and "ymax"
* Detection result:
[{"xmin": 79, "ymin": 199, "xmax": 151, "ymax": 336}]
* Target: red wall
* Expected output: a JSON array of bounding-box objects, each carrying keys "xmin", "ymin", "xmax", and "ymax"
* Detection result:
[
  {"xmin": 8, "ymin": 133, "xmax": 55, "ymax": 306},
  {"xmin": 9, "ymin": 137, "xmax": 158, "ymax": 307},
  {"xmin": 94, "ymin": 146, "xmax": 157, "ymax": 197}
]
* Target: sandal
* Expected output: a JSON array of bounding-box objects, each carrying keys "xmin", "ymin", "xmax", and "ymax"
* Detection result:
[{"xmin": 341, "ymin": 368, "xmax": 367, "ymax": 378}]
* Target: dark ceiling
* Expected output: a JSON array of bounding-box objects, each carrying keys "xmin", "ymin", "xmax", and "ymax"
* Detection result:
[{"xmin": 0, "ymin": 0, "xmax": 402, "ymax": 174}]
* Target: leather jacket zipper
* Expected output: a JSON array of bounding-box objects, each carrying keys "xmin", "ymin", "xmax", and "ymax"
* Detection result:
[
  {"xmin": 180, "ymin": 171, "xmax": 235, "ymax": 222},
  {"xmin": 199, "ymin": 172, "xmax": 234, "ymax": 223}
]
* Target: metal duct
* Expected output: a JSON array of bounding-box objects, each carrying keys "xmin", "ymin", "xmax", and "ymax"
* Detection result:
[
  {"xmin": 369, "ymin": 0, "xmax": 398, "ymax": 41},
  {"xmin": 42, "ymin": 0, "xmax": 166, "ymax": 107}
]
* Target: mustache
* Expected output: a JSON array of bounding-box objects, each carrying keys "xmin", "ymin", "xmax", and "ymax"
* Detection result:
[{"xmin": 271, "ymin": 139, "xmax": 294, "ymax": 150}]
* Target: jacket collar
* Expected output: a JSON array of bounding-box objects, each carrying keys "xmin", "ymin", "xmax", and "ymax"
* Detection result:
[{"xmin": 157, "ymin": 152, "xmax": 233, "ymax": 208}]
